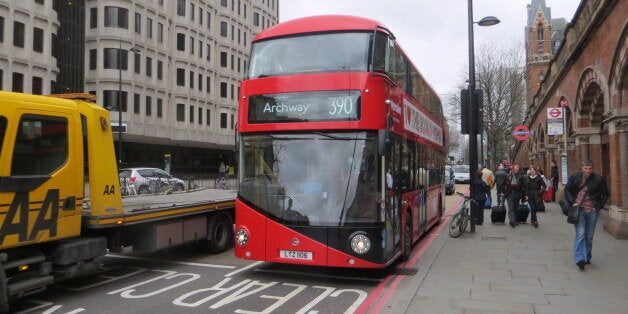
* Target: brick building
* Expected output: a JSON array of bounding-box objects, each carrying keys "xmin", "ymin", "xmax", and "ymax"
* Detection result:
[{"xmin": 515, "ymin": 0, "xmax": 628, "ymax": 238}]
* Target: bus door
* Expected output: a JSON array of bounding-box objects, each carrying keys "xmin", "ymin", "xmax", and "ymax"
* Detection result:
[{"xmin": 384, "ymin": 141, "xmax": 402, "ymax": 256}]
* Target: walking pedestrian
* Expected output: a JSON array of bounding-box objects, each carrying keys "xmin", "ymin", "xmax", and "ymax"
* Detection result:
[
  {"xmin": 471, "ymin": 170, "xmax": 490, "ymax": 225},
  {"xmin": 550, "ymin": 160, "xmax": 559, "ymax": 202},
  {"xmin": 525, "ymin": 167, "xmax": 546, "ymax": 228},
  {"xmin": 564, "ymin": 160, "xmax": 609, "ymax": 271},
  {"xmin": 218, "ymin": 162, "xmax": 227, "ymax": 179},
  {"xmin": 494, "ymin": 163, "xmax": 508, "ymax": 205},
  {"xmin": 504, "ymin": 163, "xmax": 526, "ymax": 227}
]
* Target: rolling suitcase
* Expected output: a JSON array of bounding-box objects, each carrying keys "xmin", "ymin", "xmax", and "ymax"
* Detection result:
[
  {"xmin": 543, "ymin": 186, "xmax": 553, "ymax": 202},
  {"xmin": 516, "ymin": 204, "xmax": 530, "ymax": 223},
  {"xmin": 491, "ymin": 202, "xmax": 506, "ymax": 223}
]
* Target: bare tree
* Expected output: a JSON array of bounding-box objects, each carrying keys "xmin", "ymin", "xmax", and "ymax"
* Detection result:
[
  {"xmin": 449, "ymin": 41, "xmax": 527, "ymax": 168},
  {"xmin": 476, "ymin": 42, "xmax": 526, "ymax": 168}
]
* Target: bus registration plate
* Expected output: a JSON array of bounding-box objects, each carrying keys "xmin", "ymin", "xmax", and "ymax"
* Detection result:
[{"xmin": 279, "ymin": 250, "xmax": 313, "ymax": 260}]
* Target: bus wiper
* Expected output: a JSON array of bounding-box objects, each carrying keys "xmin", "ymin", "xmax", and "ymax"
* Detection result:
[
  {"xmin": 257, "ymin": 74, "xmax": 273, "ymax": 78},
  {"xmin": 312, "ymin": 132, "xmax": 368, "ymax": 141}
]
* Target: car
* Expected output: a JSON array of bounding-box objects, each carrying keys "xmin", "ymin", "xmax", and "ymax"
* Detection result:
[
  {"xmin": 453, "ymin": 164, "xmax": 470, "ymax": 184},
  {"xmin": 444, "ymin": 166, "xmax": 455, "ymax": 195},
  {"xmin": 118, "ymin": 167, "xmax": 185, "ymax": 194}
]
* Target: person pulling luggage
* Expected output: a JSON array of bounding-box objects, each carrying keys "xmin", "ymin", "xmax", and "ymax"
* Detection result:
[
  {"xmin": 525, "ymin": 166, "xmax": 546, "ymax": 228},
  {"xmin": 504, "ymin": 163, "xmax": 526, "ymax": 227}
]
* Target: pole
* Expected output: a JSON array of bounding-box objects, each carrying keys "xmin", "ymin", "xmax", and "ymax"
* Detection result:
[
  {"xmin": 467, "ymin": 0, "xmax": 478, "ymax": 233},
  {"xmin": 118, "ymin": 39, "xmax": 123, "ymax": 166}
]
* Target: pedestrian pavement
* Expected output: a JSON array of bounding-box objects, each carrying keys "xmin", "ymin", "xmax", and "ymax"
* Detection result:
[{"xmin": 382, "ymin": 190, "xmax": 628, "ymax": 314}]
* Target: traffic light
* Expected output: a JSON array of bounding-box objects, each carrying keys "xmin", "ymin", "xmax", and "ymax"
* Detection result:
[{"xmin": 460, "ymin": 89, "xmax": 483, "ymax": 134}]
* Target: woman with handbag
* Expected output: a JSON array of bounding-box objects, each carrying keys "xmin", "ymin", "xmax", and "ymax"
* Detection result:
[
  {"xmin": 525, "ymin": 167, "xmax": 546, "ymax": 228},
  {"xmin": 564, "ymin": 160, "xmax": 609, "ymax": 271}
]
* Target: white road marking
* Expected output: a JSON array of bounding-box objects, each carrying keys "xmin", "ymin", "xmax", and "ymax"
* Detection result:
[
  {"xmin": 224, "ymin": 261, "xmax": 264, "ymax": 277},
  {"xmin": 107, "ymin": 254, "xmax": 235, "ymax": 269}
]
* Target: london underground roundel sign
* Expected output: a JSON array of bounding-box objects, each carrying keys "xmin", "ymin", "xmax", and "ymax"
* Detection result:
[{"xmin": 513, "ymin": 125, "xmax": 531, "ymax": 141}]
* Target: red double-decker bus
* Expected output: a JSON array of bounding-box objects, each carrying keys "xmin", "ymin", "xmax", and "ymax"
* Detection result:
[{"xmin": 235, "ymin": 15, "xmax": 446, "ymax": 268}]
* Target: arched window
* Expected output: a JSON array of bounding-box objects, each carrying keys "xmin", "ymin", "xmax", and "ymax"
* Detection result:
[{"xmin": 537, "ymin": 23, "xmax": 544, "ymax": 40}]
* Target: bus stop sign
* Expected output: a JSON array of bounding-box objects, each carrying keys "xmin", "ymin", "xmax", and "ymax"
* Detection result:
[{"xmin": 513, "ymin": 125, "xmax": 531, "ymax": 141}]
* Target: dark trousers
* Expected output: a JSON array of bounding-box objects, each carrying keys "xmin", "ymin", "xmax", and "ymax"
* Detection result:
[
  {"xmin": 528, "ymin": 194, "xmax": 539, "ymax": 223},
  {"xmin": 506, "ymin": 195, "xmax": 521, "ymax": 223},
  {"xmin": 472, "ymin": 198, "xmax": 485, "ymax": 225}
]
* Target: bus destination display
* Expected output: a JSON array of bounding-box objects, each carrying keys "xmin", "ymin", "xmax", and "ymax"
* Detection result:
[{"xmin": 248, "ymin": 90, "xmax": 360, "ymax": 123}]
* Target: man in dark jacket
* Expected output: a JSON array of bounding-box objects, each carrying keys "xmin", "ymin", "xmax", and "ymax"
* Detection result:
[
  {"xmin": 471, "ymin": 170, "xmax": 491, "ymax": 225},
  {"xmin": 550, "ymin": 160, "xmax": 559, "ymax": 201},
  {"xmin": 564, "ymin": 160, "xmax": 609, "ymax": 271},
  {"xmin": 504, "ymin": 163, "xmax": 526, "ymax": 227},
  {"xmin": 494, "ymin": 163, "xmax": 508, "ymax": 205}
]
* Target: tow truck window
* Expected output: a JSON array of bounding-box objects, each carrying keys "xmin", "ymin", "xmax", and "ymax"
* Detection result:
[
  {"xmin": 11, "ymin": 115, "xmax": 68, "ymax": 176},
  {"xmin": 0, "ymin": 117, "xmax": 6, "ymax": 158}
]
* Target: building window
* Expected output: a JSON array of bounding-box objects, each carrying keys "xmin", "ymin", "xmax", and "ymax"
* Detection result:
[
  {"xmin": 176, "ymin": 103, "xmax": 185, "ymax": 121},
  {"xmin": 176, "ymin": 68, "xmax": 185, "ymax": 86},
  {"xmin": 231, "ymin": 114, "xmax": 235, "ymax": 130},
  {"xmin": 189, "ymin": 105, "xmax": 194, "ymax": 123},
  {"xmin": 220, "ymin": 51, "xmax": 227, "ymax": 67},
  {"xmin": 146, "ymin": 57, "xmax": 152, "ymax": 77},
  {"xmin": 13, "ymin": 21, "xmax": 25, "ymax": 48},
  {"xmin": 206, "ymin": 109, "xmax": 211, "ymax": 125},
  {"xmin": 32, "ymin": 76, "xmax": 43, "ymax": 95},
  {"xmin": 221, "ymin": 0, "xmax": 227, "ymax": 7},
  {"xmin": 134, "ymin": 93, "xmax": 140, "ymax": 114},
  {"xmin": 198, "ymin": 107, "xmax": 203, "ymax": 124},
  {"xmin": 157, "ymin": 98, "xmax": 163, "ymax": 117},
  {"xmin": 177, "ymin": 0, "xmax": 186, "ymax": 16},
  {"xmin": 90, "ymin": 8, "xmax": 97, "ymax": 28},
  {"xmin": 157, "ymin": 60, "xmax": 163, "ymax": 80},
  {"xmin": 0, "ymin": 70, "xmax": 3, "ymax": 89},
  {"xmin": 199, "ymin": 41, "xmax": 203, "ymax": 58},
  {"xmin": 104, "ymin": 48, "xmax": 128, "ymax": 70},
  {"xmin": 537, "ymin": 43, "xmax": 543, "ymax": 54},
  {"xmin": 206, "ymin": 76, "xmax": 211, "ymax": 94},
  {"xmin": 33, "ymin": 27, "xmax": 44, "ymax": 52},
  {"xmin": 135, "ymin": 13, "xmax": 141, "ymax": 33},
  {"xmin": 206, "ymin": 44, "xmax": 211, "ymax": 61},
  {"xmin": 89, "ymin": 49, "xmax": 97, "ymax": 69},
  {"xmin": 207, "ymin": 12, "xmax": 211, "ymax": 29},
  {"xmin": 190, "ymin": 3, "xmax": 195, "ymax": 21},
  {"xmin": 12, "ymin": 72, "xmax": 24, "ymax": 92},
  {"xmin": 199, "ymin": 8, "xmax": 203, "ymax": 25},
  {"xmin": 230, "ymin": 84, "xmax": 234, "ymax": 100},
  {"xmin": 134, "ymin": 52, "xmax": 140, "ymax": 74},
  {"xmin": 190, "ymin": 36, "xmax": 194, "ymax": 55},
  {"xmin": 198, "ymin": 74, "xmax": 202, "ymax": 91},
  {"xmin": 104, "ymin": 6, "xmax": 128, "ymax": 29},
  {"xmin": 537, "ymin": 23, "xmax": 544, "ymax": 40},
  {"xmin": 220, "ymin": 82, "xmax": 227, "ymax": 98},
  {"xmin": 157, "ymin": 23, "xmax": 163, "ymax": 43},
  {"xmin": 220, "ymin": 113, "xmax": 227, "ymax": 128},
  {"xmin": 103, "ymin": 90, "xmax": 128, "ymax": 112},
  {"xmin": 177, "ymin": 33, "xmax": 185, "ymax": 51},
  {"xmin": 189, "ymin": 71, "xmax": 194, "ymax": 87},
  {"xmin": 220, "ymin": 21, "xmax": 227, "ymax": 37},
  {"xmin": 253, "ymin": 12, "xmax": 259, "ymax": 26},
  {"xmin": 145, "ymin": 96, "xmax": 152, "ymax": 116},
  {"xmin": 146, "ymin": 18, "xmax": 153, "ymax": 38}
]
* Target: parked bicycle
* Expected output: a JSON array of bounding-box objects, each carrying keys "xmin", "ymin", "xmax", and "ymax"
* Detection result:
[
  {"xmin": 185, "ymin": 176, "xmax": 200, "ymax": 190},
  {"xmin": 214, "ymin": 177, "xmax": 231, "ymax": 190},
  {"xmin": 449, "ymin": 192, "xmax": 477, "ymax": 238}
]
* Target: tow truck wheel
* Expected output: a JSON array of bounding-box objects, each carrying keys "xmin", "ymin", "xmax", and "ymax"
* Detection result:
[{"xmin": 200, "ymin": 214, "xmax": 233, "ymax": 254}]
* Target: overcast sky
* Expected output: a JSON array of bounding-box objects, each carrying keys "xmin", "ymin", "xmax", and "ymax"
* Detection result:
[{"xmin": 279, "ymin": 0, "xmax": 581, "ymax": 99}]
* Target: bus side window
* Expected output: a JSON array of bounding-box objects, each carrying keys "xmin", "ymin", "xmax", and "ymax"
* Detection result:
[{"xmin": 11, "ymin": 116, "xmax": 68, "ymax": 176}]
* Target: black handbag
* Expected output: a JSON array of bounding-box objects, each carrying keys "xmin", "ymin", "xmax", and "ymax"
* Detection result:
[
  {"xmin": 567, "ymin": 206, "xmax": 580, "ymax": 224},
  {"xmin": 559, "ymin": 198, "xmax": 570, "ymax": 216}
]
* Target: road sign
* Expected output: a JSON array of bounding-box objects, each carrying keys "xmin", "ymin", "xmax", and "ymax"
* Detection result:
[
  {"xmin": 513, "ymin": 125, "xmax": 531, "ymax": 141},
  {"xmin": 547, "ymin": 108, "xmax": 563, "ymax": 119}
]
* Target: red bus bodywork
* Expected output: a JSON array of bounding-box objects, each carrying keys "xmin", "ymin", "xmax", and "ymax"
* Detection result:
[{"xmin": 235, "ymin": 15, "xmax": 445, "ymax": 268}]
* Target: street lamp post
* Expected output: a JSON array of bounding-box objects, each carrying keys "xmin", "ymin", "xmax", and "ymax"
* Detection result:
[
  {"xmin": 467, "ymin": 0, "xmax": 499, "ymax": 233},
  {"xmin": 117, "ymin": 40, "xmax": 140, "ymax": 166}
]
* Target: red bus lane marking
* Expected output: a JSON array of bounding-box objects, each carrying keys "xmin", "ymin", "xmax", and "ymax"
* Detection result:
[{"xmin": 356, "ymin": 194, "xmax": 466, "ymax": 313}]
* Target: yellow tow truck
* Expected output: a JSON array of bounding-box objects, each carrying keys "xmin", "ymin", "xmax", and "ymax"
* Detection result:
[{"xmin": 0, "ymin": 91, "xmax": 235, "ymax": 312}]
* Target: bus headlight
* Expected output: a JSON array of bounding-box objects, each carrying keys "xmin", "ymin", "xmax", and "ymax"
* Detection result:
[
  {"xmin": 236, "ymin": 228, "xmax": 249, "ymax": 246},
  {"xmin": 350, "ymin": 233, "xmax": 371, "ymax": 254}
]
